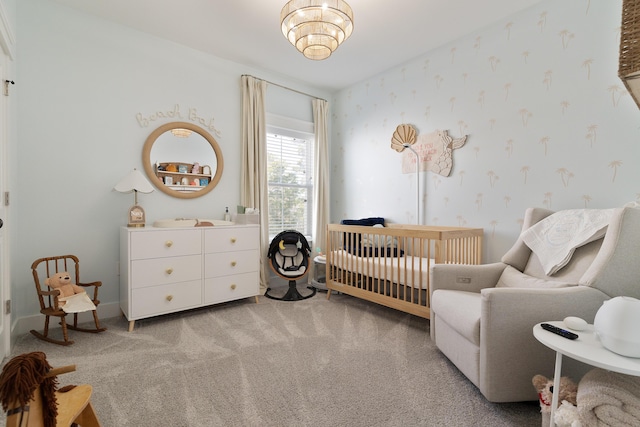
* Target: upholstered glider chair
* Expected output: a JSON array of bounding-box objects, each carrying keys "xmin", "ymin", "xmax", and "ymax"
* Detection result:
[{"xmin": 430, "ymin": 206, "xmax": 640, "ymax": 403}]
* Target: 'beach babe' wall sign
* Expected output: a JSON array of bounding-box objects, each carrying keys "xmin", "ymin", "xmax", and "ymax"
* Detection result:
[{"xmin": 135, "ymin": 104, "xmax": 221, "ymax": 138}]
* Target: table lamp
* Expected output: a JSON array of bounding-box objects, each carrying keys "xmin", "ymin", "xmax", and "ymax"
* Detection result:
[
  {"xmin": 114, "ymin": 169, "xmax": 154, "ymax": 227},
  {"xmin": 594, "ymin": 296, "xmax": 640, "ymax": 357}
]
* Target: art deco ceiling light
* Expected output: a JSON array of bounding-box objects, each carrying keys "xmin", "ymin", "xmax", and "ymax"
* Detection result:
[{"xmin": 281, "ymin": 0, "xmax": 354, "ymax": 60}]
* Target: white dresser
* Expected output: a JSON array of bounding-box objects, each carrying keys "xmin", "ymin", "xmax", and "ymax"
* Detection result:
[{"xmin": 120, "ymin": 224, "xmax": 260, "ymax": 331}]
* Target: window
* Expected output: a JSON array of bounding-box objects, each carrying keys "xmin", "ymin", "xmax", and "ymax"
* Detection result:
[{"xmin": 267, "ymin": 131, "xmax": 314, "ymax": 239}]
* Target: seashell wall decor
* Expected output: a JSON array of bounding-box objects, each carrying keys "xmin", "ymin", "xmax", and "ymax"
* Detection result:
[{"xmin": 390, "ymin": 124, "xmax": 417, "ymax": 152}]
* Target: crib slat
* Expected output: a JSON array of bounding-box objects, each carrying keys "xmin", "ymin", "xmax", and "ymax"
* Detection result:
[{"xmin": 326, "ymin": 223, "xmax": 483, "ymax": 318}]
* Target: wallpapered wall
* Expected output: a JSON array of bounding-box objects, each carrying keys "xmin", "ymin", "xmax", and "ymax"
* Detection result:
[{"xmin": 330, "ymin": 0, "xmax": 640, "ymax": 261}]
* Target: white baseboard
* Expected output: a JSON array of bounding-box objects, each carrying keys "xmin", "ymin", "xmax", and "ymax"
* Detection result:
[{"xmin": 11, "ymin": 301, "xmax": 123, "ymax": 337}]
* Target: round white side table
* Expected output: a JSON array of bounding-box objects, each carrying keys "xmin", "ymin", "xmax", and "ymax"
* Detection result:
[{"xmin": 533, "ymin": 321, "xmax": 640, "ymax": 427}]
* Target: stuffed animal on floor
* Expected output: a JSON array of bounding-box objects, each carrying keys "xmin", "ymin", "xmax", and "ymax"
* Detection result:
[
  {"xmin": 554, "ymin": 400, "xmax": 582, "ymax": 427},
  {"xmin": 45, "ymin": 272, "xmax": 86, "ymax": 306},
  {"xmin": 532, "ymin": 374, "xmax": 578, "ymax": 427}
]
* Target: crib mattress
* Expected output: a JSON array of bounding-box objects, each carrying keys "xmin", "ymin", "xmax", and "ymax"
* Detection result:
[{"xmin": 330, "ymin": 249, "xmax": 432, "ymax": 290}]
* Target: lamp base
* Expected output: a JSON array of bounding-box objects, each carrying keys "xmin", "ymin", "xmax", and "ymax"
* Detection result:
[{"xmin": 128, "ymin": 205, "xmax": 146, "ymax": 228}]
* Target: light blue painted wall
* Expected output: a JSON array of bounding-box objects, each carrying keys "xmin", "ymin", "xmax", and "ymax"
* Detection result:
[
  {"xmin": 330, "ymin": 0, "xmax": 640, "ymax": 262},
  {"xmin": 12, "ymin": 0, "xmax": 330, "ymax": 321},
  {"xmin": 12, "ymin": 0, "xmax": 640, "ymax": 326}
]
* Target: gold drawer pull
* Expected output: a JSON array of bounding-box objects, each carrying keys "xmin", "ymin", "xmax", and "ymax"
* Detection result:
[
  {"xmin": 230, "ymin": 284, "xmax": 237, "ymax": 290},
  {"xmin": 165, "ymin": 240, "xmax": 173, "ymax": 248},
  {"xmin": 165, "ymin": 267, "xmax": 174, "ymax": 275},
  {"xmin": 166, "ymin": 295, "xmax": 173, "ymax": 301},
  {"xmin": 231, "ymin": 261, "xmax": 237, "ymax": 267},
  {"xmin": 230, "ymin": 237, "xmax": 237, "ymax": 244}
]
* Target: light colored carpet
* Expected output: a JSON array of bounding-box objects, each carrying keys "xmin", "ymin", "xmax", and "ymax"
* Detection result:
[{"xmin": 2, "ymin": 292, "xmax": 540, "ymax": 426}]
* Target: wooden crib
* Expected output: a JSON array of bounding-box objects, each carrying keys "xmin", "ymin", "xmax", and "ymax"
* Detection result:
[{"xmin": 326, "ymin": 223, "xmax": 483, "ymax": 318}]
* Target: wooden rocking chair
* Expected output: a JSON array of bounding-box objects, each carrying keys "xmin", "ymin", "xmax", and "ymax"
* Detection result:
[
  {"xmin": 31, "ymin": 255, "xmax": 106, "ymax": 346},
  {"xmin": 0, "ymin": 351, "xmax": 101, "ymax": 427}
]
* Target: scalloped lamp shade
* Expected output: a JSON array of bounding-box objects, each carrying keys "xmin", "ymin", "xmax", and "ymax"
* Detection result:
[
  {"xmin": 114, "ymin": 169, "xmax": 154, "ymax": 227},
  {"xmin": 391, "ymin": 124, "xmax": 420, "ymax": 225},
  {"xmin": 281, "ymin": 0, "xmax": 354, "ymax": 60}
]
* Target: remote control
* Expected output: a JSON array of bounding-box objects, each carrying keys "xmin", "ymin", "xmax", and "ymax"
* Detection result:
[{"xmin": 541, "ymin": 323, "xmax": 579, "ymax": 340}]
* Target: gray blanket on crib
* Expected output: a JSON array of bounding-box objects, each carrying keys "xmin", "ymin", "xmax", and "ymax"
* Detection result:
[{"xmin": 577, "ymin": 368, "xmax": 640, "ymax": 427}]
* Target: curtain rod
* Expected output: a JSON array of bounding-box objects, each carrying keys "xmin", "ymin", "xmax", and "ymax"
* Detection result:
[{"xmin": 242, "ymin": 74, "xmax": 327, "ymax": 102}]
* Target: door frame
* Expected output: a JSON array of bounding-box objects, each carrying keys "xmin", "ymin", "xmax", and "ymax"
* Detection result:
[{"xmin": 0, "ymin": 0, "xmax": 15, "ymax": 361}]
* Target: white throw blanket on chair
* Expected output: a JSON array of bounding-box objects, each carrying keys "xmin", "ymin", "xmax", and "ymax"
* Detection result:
[
  {"xmin": 521, "ymin": 209, "xmax": 614, "ymax": 275},
  {"xmin": 577, "ymin": 368, "xmax": 640, "ymax": 427},
  {"xmin": 59, "ymin": 292, "xmax": 97, "ymax": 313}
]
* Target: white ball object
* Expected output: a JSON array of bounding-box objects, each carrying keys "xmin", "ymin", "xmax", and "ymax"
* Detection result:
[
  {"xmin": 594, "ymin": 296, "xmax": 640, "ymax": 357},
  {"xmin": 563, "ymin": 316, "xmax": 587, "ymax": 331}
]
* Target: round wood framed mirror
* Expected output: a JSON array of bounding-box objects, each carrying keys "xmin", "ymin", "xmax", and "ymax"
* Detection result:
[{"xmin": 142, "ymin": 122, "xmax": 224, "ymax": 199}]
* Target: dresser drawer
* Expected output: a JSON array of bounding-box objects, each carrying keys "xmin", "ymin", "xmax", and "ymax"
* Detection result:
[
  {"xmin": 204, "ymin": 226, "xmax": 258, "ymax": 253},
  {"xmin": 204, "ymin": 272, "xmax": 258, "ymax": 304},
  {"xmin": 131, "ymin": 255, "xmax": 201, "ymax": 288},
  {"xmin": 204, "ymin": 249, "xmax": 258, "ymax": 278},
  {"xmin": 131, "ymin": 229, "xmax": 202, "ymax": 260},
  {"xmin": 131, "ymin": 280, "xmax": 202, "ymax": 319}
]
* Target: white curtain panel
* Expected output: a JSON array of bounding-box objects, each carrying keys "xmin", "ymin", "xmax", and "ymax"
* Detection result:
[
  {"xmin": 241, "ymin": 75, "xmax": 270, "ymax": 290},
  {"xmin": 312, "ymin": 99, "xmax": 330, "ymax": 254}
]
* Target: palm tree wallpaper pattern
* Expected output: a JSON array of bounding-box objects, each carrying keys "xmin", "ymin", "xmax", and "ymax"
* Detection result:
[{"xmin": 330, "ymin": 0, "xmax": 640, "ymax": 261}]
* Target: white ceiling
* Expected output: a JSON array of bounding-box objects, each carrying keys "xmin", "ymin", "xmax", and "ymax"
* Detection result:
[{"xmin": 49, "ymin": 0, "xmax": 544, "ymax": 92}]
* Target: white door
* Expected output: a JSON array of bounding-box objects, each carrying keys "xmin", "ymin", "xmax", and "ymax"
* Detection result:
[
  {"xmin": 0, "ymin": 63, "xmax": 9, "ymax": 360},
  {"xmin": 0, "ymin": 1, "xmax": 15, "ymax": 359},
  {"xmin": 0, "ymin": 61, "xmax": 10, "ymax": 360}
]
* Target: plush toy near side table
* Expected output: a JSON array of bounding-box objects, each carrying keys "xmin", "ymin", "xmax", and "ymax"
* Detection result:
[
  {"xmin": 553, "ymin": 400, "xmax": 582, "ymax": 427},
  {"xmin": 532, "ymin": 374, "xmax": 578, "ymax": 427}
]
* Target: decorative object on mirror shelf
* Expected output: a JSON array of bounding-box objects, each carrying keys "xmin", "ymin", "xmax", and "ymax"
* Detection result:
[
  {"xmin": 391, "ymin": 124, "xmax": 420, "ymax": 224},
  {"xmin": 594, "ymin": 296, "xmax": 640, "ymax": 357},
  {"xmin": 281, "ymin": 0, "xmax": 354, "ymax": 60},
  {"xmin": 619, "ymin": 0, "xmax": 640, "ymax": 109},
  {"xmin": 171, "ymin": 128, "xmax": 192, "ymax": 138},
  {"xmin": 142, "ymin": 121, "xmax": 224, "ymax": 199},
  {"xmin": 114, "ymin": 168, "xmax": 154, "ymax": 227}
]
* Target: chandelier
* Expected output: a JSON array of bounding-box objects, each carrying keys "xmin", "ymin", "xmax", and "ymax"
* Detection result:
[{"xmin": 281, "ymin": 0, "xmax": 354, "ymax": 60}]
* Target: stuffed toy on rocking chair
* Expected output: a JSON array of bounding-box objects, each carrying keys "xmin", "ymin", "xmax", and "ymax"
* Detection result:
[{"xmin": 265, "ymin": 230, "xmax": 316, "ymax": 301}]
